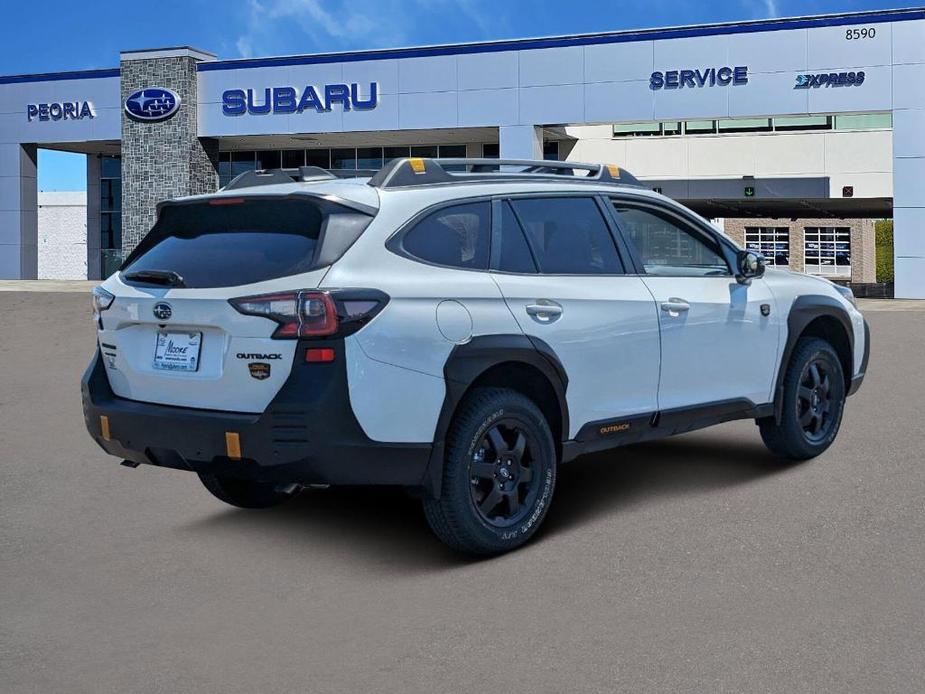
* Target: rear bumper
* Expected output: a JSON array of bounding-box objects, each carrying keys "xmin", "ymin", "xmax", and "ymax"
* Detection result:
[
  {"xmin": 80, "ymin": 343, "xmax": 431, "ymax": 487},
  {"xmin": 847, "ymin": 319, "xmax": 870, "ymax": 397}
]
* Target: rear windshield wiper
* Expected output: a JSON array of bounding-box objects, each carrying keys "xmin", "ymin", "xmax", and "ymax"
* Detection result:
[{"xmin": 122, "ymin": 269, "xmax": 187, "ymax": 287}]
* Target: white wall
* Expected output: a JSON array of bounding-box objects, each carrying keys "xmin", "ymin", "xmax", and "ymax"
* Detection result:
[
  {"xmin": 565, "ymin": 126, "xmax": 893, "ymax": 198},
  {"xmin": 37, "ymin": 191, "xmax": 87, "ymax": 279},
  {"xmin": 197, "ymin": 17, "xmax": 904, "ymax": 138}
]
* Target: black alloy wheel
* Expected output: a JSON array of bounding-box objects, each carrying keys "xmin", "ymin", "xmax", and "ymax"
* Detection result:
[
  {"xmin": 468, "ymin": 419, "xmax": 542, "ymax": 527},
  {"xmin": 797, "ymin": 358, "xmax": 837, "ymax": 443},
  {"xmin": 759, "ymin": 337, "xmax": 846, "ymax": 460},
  {"xmin": 423, "ymin": 387, "xmax": 557, "ymax": 555}
]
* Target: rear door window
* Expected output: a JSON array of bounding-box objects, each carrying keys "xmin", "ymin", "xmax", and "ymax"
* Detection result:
[
  {"xmin": 400, "ymin": 201, "xmax": 490, "ymax": 270},
  {"xmin": 509, "ymin": 197, "xmax": 624, "ymax": 275},
  {"xmin": 121, "ymin": 198, "xmax": 370, "ymax": 288}
]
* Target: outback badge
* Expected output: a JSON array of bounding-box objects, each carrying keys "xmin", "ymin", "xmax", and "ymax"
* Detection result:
[{"xmin": 248, "ymin": 362, "xmax": 271, "ymax": 380}]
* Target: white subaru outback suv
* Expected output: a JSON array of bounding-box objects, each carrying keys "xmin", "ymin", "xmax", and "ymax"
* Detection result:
[{"xmin": 82, "ymin": 158, "xmax": 869, "ymax": 555}]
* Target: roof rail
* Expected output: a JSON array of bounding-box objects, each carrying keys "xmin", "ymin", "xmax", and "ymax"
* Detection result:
[
  {"xmin": 367, "ymin": 157, "xmax": 642, "ymax": 189},
  {"xmin": 222, "ymin": 166, "xmax": 377, "ymax": 190}
]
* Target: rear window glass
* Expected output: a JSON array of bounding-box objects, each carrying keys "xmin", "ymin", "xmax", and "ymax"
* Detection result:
[
  {"xmin": 401, "ymin": 201, "xmax": 490, "ymax": 270},
  {"xmin": 122, "ymin": 198, "xmax": 359, "ymax": 289}
]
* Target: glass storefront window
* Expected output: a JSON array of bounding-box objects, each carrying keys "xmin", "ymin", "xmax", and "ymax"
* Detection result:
[
  {"xmin": 101, "ymin": 155, "xmax": 121, "ymax": 178},
  {"xmin": 542, "ymin": 142, "xmax": 559, "ymax": 161},
  {"xmin": 331, "ymin": 148, "xmax": 356, "ymax": 169},
  {"xmin": 744, "ymin": 227, "xmax": 789, "ymax": 266},
  {"xmin": 684, "ymin": 120, "xmax": 717, "ymax": 134},
  {"xmin": 610, "ymin": 112, "xmax": 890, "ymax": 139},
  {"xmin": 306, "ymin": 149, "xmax": 330, "ymax": 168},
  {"xmin": 438, "ymin": 144, "xmax": 466, "ymax": 158},
  {"xmin": 438, "ymin": 144, "xmax": 467, "ymax": 171},
  {"xmin": 482, "ymin": 143, "xmax": 499, "ymax": 158},
  {"xmin": 661, "ymin": 121, "xmax": 682, "ymax": 135},
  {"xmin": 256, "ymin": 150, "xmax": 281, "ymax": 170},
  {"xmin": 100, "ymin": 179, "xmax": 121, "ymax": 212},
  {"xmin": 100, "ymin": 249, "xmax": 124, "ymax": 279},
  {"xmin": 717, "ymin": 118, "xmax": 772, "ymax": 133},
  {"xmin": 835, "ymin": 113, "xmax": 892, "ymax": 130},
  {"xmin": 410, "ymin": 145, "xmax": 438, "ymax": 158},
  {"xmin": 613, "ymin": 122, "xmax": 662, "ymax": 137},
  {"xmin": 773, "ymin": 115, "xmax": 831, "ymax": 131},
  {"xmin": 98, "ymin": 155, "xmax": 122, "ymax": 278},
  {"xmin": 230, "ymin": 151, "xmax": 256, "ymax": 176},
  {"xmin": 100, "ymin": 212, "xmax": 122, "ymax": 250},
  {"xmin": 384, "ymin": 146, "xmax": 411, "ymax": 162},
  {"xmin": 356, "ymin": 147, "xmax": 383, "ymax": 169},
  {"xmin": 281, "ymin": 149, "xmax": 305, "ymax": 168},
  {"xmin": 805, "ymin": 227, "xmax": 851, "ymax": 277}
]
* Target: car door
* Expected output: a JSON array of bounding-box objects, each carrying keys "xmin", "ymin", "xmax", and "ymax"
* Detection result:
[
  {"xmin": 489, "ymin": 196, "xmax": 661, "ymax": 439},
  {"xmin": 608, "ymin": 198, "xmax": 782, "ymax": 412}
]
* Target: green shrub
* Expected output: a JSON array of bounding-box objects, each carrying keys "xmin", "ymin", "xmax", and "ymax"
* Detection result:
[{"xmin": 875, "ymin": 219, "xmax": 893, "ymax": 283}]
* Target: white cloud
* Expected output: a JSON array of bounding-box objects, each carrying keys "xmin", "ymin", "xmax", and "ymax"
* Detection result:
[
  {"xmin": 235, "ymin": 36, "xmax": 253, "ymax": 58},
  {"xmin": 233, "ymin": 0, "xmax": 502, "ymax": 59},
  {"xmin": 235, "ymin": 0, "xmax": 408, "ymax": 58},
  {"xmin": 763, "ymin": 0, "xmax": 780, "ymax": 18}
]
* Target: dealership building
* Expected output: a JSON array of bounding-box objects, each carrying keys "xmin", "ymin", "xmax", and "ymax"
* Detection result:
[{"xmin": 1, "ymin": 8, "xmax": 924, "ymax": 296}]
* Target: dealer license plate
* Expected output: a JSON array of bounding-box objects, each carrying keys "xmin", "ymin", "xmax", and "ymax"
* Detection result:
[{"xmin": 153, "ymin": 331, "xmax": 202, "ymax": 372}]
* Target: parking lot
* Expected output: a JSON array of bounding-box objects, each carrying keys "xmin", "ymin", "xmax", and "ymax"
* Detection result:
[{"xmin": 2, "ymin": 289, "xmax": 923, "ymax": 693}]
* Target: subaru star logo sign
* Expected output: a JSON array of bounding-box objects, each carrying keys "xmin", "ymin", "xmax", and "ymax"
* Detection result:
[
  {"xmin": 124, "ymin": 87, "xmax": 181, "ymax": 122},
  {"xmin": 152, "ymin": 302, "xmax": 172, "ymax": 321}
]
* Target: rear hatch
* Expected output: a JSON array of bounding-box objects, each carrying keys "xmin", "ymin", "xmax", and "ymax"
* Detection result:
[{"xmin": 97, "ymin": 194, "xmax": 374, "ymax": 413}]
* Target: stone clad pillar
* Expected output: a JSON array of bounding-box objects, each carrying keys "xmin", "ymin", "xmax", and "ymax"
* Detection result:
[{"xmin": 119, "ymin": 48, "xmax": 219, "ymax": 255}]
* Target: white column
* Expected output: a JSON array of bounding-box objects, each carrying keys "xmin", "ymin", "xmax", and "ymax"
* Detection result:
[
  {"xmin": 499, "ymin": 125, "xmax": 543, "ymax": 160},
  {"xmin": 892, "ymin": 21, "xmax": 925, "ymax": 298},
  {"xmin": 0, "ymin": 143, "xmax": 37, "ymax": 279}
]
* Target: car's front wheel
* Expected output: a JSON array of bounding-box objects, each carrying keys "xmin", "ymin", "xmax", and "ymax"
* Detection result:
[
  {"xmin": 198, "ymin": 473, "xmax": 295, "ymax": 509},
  {"xmin": 423, "ymin": 387, "xmax": 557, "ymax": 555},
  {"xmin": 759, "ymin": 337, "xmax": 847, "ymax": 460}
]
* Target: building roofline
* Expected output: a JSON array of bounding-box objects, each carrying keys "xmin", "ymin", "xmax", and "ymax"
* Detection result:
[
  {"xmin": 197, "ymin": 7, "xmax": 925, "ymax": 72},
  {"xmin": 0, "ymin": 67, "xmax": 120, "ymax": 85},
  {"xmin": 120, "ymin": 46, "xmax": 217, "ymax": 62},
  {"xmin": 1, "ymin": 6, "xmax": 923, "ymax": 84}
]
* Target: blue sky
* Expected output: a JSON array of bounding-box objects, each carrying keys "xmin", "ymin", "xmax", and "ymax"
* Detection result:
[{"xmin": 2, "ymin": 0, "xmax": 913, "ymax": 190}]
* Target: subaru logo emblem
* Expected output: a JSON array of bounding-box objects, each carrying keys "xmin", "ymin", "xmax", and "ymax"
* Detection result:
[
  {"xmin": 153, "ymin": 302, "xmax": 172, "ymax": 321},
  {"xmin": 124, "ymin": 87, "xmax": 181, "ymax": 122}
]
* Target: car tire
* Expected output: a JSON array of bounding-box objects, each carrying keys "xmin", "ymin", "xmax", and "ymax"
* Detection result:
[
  {"xmin": 759, "ymin": 337, "xmax": 846, "ymax": 460},
  {"xmin": 198, "ymin": 473, "xmax": 295, "ymax": 509},
  {"xmin": 422, "ymin": 387, "xmax": 557, "ymax": 555}
]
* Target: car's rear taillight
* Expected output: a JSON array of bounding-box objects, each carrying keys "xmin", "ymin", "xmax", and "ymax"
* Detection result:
[
  {"xmin": 90, "ymin": 286, "xmax": 115, "ymax": 328},
  {"xmin": 229, "ymin": 289, "xmax": 387, "ymax": 339}
]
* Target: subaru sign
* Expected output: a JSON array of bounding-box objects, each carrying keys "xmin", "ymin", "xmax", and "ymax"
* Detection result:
[
  {"xmin": 221, "ymin": 82, "xmax": 378, "ymax": 116},
  {"xmin": 650, "ymin": 66, "xmax": 748, "ymax": 90},
  {"xmin": 124, "ymin": 87, "xmax": 181, "ymax": 122}
]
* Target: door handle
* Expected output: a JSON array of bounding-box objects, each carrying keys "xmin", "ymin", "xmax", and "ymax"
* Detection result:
[
  {"xmin": 525, "ymin": 301, "xmax": 563, "ymax": 322},
  {"xmin": 660, "ymin": 298, "xmax": 690, "ymax": 316}
]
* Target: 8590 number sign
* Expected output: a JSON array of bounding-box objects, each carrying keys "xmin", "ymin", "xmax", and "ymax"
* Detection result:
[{"xmin": 846, "ymin": 27, "xmax": 876, "ymax": 40}]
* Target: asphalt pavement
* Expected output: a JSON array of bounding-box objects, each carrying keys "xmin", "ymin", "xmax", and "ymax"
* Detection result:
[{"xmin": 1, "ymin": 291, "xmax": 923, "ymax": 693}]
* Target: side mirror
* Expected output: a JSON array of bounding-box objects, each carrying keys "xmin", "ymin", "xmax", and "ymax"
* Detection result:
[{"xmin": 736, "ymin": 249, "xmax": 766, "ymax": 283}]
